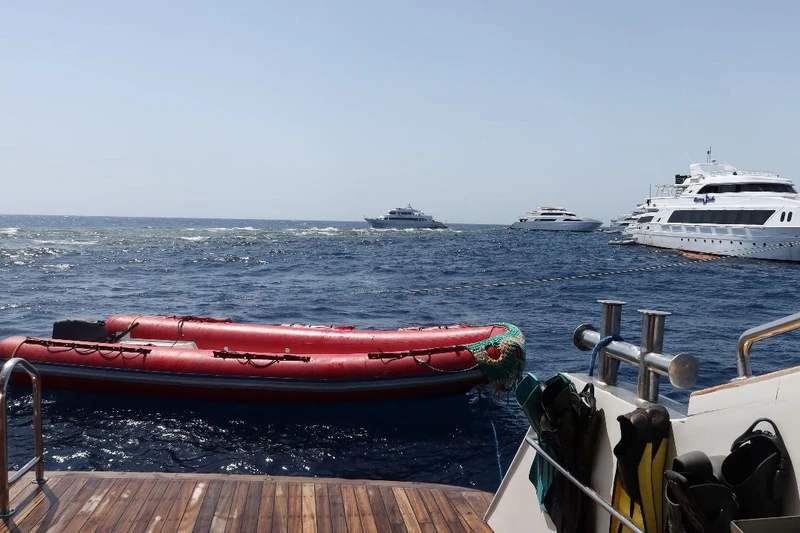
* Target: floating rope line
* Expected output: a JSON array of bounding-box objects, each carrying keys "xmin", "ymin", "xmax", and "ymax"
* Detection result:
[{"xmin": 371, "ymin": 238, "xmax": 800, "ymax": 295}]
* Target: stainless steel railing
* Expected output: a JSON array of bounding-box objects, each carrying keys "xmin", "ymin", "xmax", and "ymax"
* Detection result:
[
  {"xmin": 0, "ymin": 358, "xmax": 47, "ymax": 517},
  {"xmin": 573, "ymin": 300, "xmax": 699, "ymax": 402},
  {"xmin": 736, "ymin": 310, "xmax": 800, "ymax": 378},
  {"xmin": 524, "ymin": 436, "xmax": 644, "ymax": 533}
]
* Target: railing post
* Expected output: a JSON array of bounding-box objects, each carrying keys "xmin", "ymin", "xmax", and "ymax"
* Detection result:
[
  {"xmin": 597, "ymin": 300, "xmax": 625, "ymax": 385},
  {"xmin": 0, "ymin": 358, "xmax": 47, "ymax": 518},
  {"xmin": 638, "ymin": 310, "xmax": 671, "ymax": 403}
]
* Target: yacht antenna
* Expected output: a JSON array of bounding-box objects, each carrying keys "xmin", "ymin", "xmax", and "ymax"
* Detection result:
[{"xmin": 706, "ymin": 145, "xmax": 712, "ymax": 163}]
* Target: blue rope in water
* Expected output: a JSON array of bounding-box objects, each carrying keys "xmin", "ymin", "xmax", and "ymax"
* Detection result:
[
  {"xmin": 588, "ymin": 335, "xmax": 623, "ymax": 377},
  {"xmin": 490, "ymin": 418, "xmax": 503, "ymax": 484}
]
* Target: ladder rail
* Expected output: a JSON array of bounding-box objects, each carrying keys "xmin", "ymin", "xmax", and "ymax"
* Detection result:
[{"xmin": 0, "ymin": 357, "xmax": 46, "ymax": 517}]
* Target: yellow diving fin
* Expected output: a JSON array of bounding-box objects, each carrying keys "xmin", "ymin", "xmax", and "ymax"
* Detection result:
[{"xmin": 609, "ymin": 405, "xmax": 670, "ymax": 533}]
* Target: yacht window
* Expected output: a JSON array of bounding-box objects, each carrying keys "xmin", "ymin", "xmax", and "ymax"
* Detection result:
[
  {"xmin": 781, "ymin": 212, "xmax": 786, "ymax": 222},
  {"xmin": 637, "ymin": 216, "xmax": 654, "ymax": 224},
  {"xmin": 667, "ymin": 210, "xmax": 774, "ymax": 225},
  {"xmin": 534, "ymin": 218, "xmax": 557, "ymax": 221},
  {"xmin": 698, "ymin": 183, "xmax": 797, "ymax": 194}
]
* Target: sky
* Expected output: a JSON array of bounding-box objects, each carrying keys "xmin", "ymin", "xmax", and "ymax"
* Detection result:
[{"xmin": 2, "ymin": 1, "xmax": 800, "ymax": 224}]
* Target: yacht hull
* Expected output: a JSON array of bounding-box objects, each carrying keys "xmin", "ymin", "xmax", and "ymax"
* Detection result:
[
  {"xmin": 633, "ymin": 225, "xmax": 800, "ymax": 261},
  {"xmin": 364, "ymin": 218, "xmax": 447, "ymax": 229},
  {"xmin": 510, "ymin": 220, "xmax": 602, "ymax": 232}
]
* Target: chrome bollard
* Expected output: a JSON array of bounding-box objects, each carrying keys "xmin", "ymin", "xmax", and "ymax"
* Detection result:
[
  {"xmin": 638, "ymin": 310, "xmax": 670, "ymax": 403},
  {"xmin": 598, "ymin": 300, "xmax": 625, "ymax": 385}
]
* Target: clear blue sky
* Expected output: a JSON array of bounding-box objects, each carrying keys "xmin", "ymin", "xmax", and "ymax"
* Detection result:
[{"xmin": 3, "ymin": 1, "xmax": 799, "ymax": 224}]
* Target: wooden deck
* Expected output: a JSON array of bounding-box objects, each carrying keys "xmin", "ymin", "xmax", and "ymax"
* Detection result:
[{"xmin": 0, "ymin": 471, "xmax": 494, "ymax": 532}]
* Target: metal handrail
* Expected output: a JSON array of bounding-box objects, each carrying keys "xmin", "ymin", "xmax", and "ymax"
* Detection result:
[
  {"xmin": 524, "ymin": 436, "xmax": 644, "ymax": 533},
  {"xmin": 573, "ymin": 300, "xmax": 698, "ymax": 402},
  {"xmin": 736, "ymin": 310, "xmax": 800, "ymax": 378},
  {"xmin": 0, "ymin": 358, "xmax": 47, "ymax": 517}
]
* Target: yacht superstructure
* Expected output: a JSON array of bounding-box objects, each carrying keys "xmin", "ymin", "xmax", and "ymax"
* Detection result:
[
  {"xmin": 510, "ymin": 207, "xmax": 602, "ymax": 232},
  {"xmin": 628, "ymin": 160, "xmax": 800, "ymax": 260},
  {"xmin": 364, "ymin": 205, "xmax": 447, "ymax": 229}
]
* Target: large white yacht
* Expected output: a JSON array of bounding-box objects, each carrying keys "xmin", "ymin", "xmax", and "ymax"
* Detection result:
[
  {"xmin": 364, "ymin": 205, "xmax": 447, "ymax": 229},
  {"xmin": 511, "ymin": 207, "xmax": 602, "ymax": 232},
  {"xmin": 628, "ymin": 160, "xmax": 800, "ymax": 261}
]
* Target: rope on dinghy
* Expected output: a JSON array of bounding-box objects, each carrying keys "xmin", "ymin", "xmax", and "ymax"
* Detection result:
[{"xmin": 467, "ymin": 323, "xmax": 526, "ymax": 392}]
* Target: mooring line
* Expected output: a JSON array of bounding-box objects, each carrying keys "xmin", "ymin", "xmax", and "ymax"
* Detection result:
[{"xmin": 365, "ymin": 238, "xmax": 800, "ymax": 295}]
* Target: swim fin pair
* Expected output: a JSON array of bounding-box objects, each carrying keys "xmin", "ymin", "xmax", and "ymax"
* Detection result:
[
  {"xmin": 517, "ymin": 373, "xmax": 604, "ymax": 533},
  {"xmin": 516, "ymin": 372, "xmax": 563, "ymax": 510},
  {"xmin": 609, "ymin": 404, "xmax": 670, "ymax": 533}
]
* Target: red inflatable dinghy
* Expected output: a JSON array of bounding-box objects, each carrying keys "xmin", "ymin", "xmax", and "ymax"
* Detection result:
[{"xmin": 0, "ymin": 315, "xmax": 526, "ymax": 403}]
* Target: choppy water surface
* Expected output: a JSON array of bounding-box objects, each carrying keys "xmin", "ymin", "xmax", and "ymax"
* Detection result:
[{"xmin": 2, "ymin": 214, "xmax": 799, "ymax": 491}]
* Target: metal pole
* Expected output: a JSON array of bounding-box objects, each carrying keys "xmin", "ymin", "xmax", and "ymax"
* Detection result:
[
  {"xmin": 0, "ymin": 371, "xmax": 7, "ymax": 517},
  {"xmin": 736, "ymin": 310, "xmax": 800, "ymax": 378},
  {"xmin": 638, "ymin": 310, "xmax": 670, "ymax": 402},
  {"xmin": 525, "ymin": 436, "xmax": 644, "ymax": 533},
  {"xmin": 0, "ymin": 358, "xmax": 47, "ymax": 517},
  {"xmin": 597, "ymin": 300, "xmax": 625, "ymax": 385}
]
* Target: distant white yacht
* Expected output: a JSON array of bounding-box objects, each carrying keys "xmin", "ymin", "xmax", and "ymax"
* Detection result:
[
  {"xmin": 510, "ymin": 207, "xmax": 602, "ymax": 232},
  {"xmin": 364, "ymin": 205, "xmax": 447, "ymax": 229},
  {"xmin": 628, "ymin": 159, "xmax": 800, "ymax": 260}
]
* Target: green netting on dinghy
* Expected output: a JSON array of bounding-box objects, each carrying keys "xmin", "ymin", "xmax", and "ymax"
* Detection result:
[{"xmin": 467, "ymin": 323, "xmax": 526, "ymax": 391}]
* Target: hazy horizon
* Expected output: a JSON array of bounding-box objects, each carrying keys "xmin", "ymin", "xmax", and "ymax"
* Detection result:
[{"xmin": 3, "ymin": 2, "xmax": 799, "ymax": 224}]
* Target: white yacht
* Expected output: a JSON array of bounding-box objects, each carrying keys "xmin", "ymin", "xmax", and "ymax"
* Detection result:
[
  {"xmin": 510, "ymin": 207, "xmax": 602, "ymax": 232},
  {"xmin": 364, "ymin": 205, "xmax": 447, "ymax": 229},
  {"xmin": 628, "ymin": 160, "xmax": 800, "ymax": 261}
]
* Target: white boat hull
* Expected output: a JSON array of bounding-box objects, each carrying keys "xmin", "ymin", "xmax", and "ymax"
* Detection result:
[
  {"xmin": 631, "ymin": 224, "xmax": 800, "ymax": 261},
  {"xmin": 510, "ymin": 220, "xmax": 602, "ymax": 232},
  {"xmin": 364, "ymin": 218, "xmax": 447, "ymax": 229}
]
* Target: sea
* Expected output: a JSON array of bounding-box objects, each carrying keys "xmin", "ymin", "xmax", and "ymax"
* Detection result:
[{"xmin": 2, "ymin": 214, "xmax": 799, "ymax": 493}]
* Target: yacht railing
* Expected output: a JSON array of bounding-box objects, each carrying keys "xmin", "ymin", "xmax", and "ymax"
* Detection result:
[
  {"xmin": 702, "ymin": 170, "xmax": 779, "ymax": 178},
  {"xmin": 0, "ymin": 358, "xmax": 46, "ymax": 517},
  {"xmin": 573, "ymin": 300, "xmax": 699, "ymax": 402},
  {"xmin": 736, "ymin": 310, "xmax": 800, "ymax": 378},
  {"xmin": 523, "ymin": 436, "xmax": 644, "ymax": 533}
]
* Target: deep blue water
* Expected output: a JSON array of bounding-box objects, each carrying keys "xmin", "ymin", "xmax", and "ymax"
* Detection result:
[{"xmin": 2, "ymin": 214, "xmax": 800, "ymax": 492}]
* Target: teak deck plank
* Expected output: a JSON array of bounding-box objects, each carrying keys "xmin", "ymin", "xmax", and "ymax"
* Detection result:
[
  {"xmin": 287, "ymin": 482, "xmax": 304, "ymax": 532},
  {"xmin": 326, "ymin": 483, "xmax": 348, "ymax": 533},
  {"xmin": 353, "ymin": 485, "xmax": 378, "ymax": 533},
  {"xmin": 341, "ymin": 484, "xmax": 364, "ymax": 533},
  {"xmin": 254, "ymin": 482, "xmax": 273, "ymax": 533},
  {"xmin": 270, "ymin": 481, "xmax": 289, "ymax": 532},
  {"xmin": 393, "ymin": 487, "xmax": 423, "ymax": 533},
  {"xmin": 114, "ymin": 479, "xmax": 156, "ymax": 532},
  {"xmin": 378, "ymin": 485, "xmax": 406, "ymax": 533},
  {"xmin": 1, "ymin": 471, "xmax": 494, "ymax": 532},
  {"xmin": 139, "ymin": 478, "xmax": 183, "ymax": 533},
  {"xmin": 301, "ymin": 482, "xmax": 317, "ymax": 533},
  {"xmin": 208, "ymin": 479, "xmax": 236, "ymax": 532},
  {"xmin": 222, "ymin": 480, "xmax": 249, "ymax": 533},
  {"xmin": 313, "ymin": 483, "xmax": 332, "ymax": 533},
  {"xmin": 365, "ymin": 485, "xmax": 392, "ymax": 533}
]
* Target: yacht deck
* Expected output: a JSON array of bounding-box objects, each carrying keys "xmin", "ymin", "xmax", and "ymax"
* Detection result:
[{"xmin": 0, "ymin": 470, "xmax": 493, "ymax": 532}]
